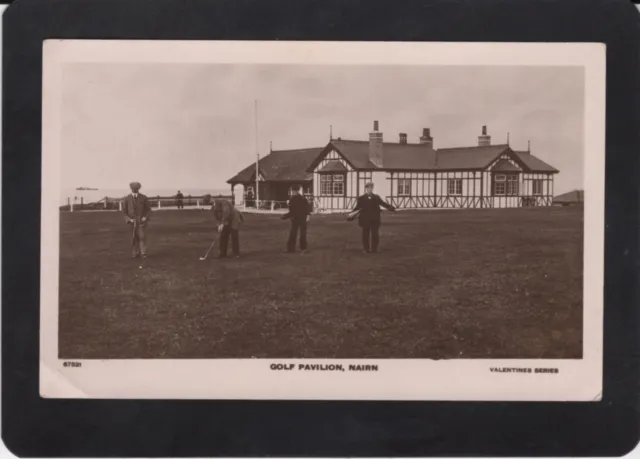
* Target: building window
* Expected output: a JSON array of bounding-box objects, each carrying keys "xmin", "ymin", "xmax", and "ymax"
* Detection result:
[
  {"xmin": 320, "ymin": 174, "xmax": 345, "ymax": 196},
  {"xmin": 447, "ymin": 179, "xmax": 462, "ymax": 196},
  {"xmin": 397, "ymin": 178, "xmax": 411, "ymax": 196},
  {"xmin": 532, "ymin": 179, "xmax": 543, "ymax": 195},
  {"xmin": 493, "ymin": 174, "xmax": 519, "ymax": 196},
  {"xmin": 506, "ymin": 175, "xmax": 519, "ymax": 195},
  {"xmin": 494, "ymin": 175, "xmax": 506, "ymax": 195}
]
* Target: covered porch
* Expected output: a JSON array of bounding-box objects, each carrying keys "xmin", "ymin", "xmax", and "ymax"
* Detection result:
[{"xmin": 230, "ymin": 180, "xmax": 313, "ymax": 211}]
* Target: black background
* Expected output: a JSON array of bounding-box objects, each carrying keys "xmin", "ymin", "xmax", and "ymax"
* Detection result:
[{"xmin": 3, "ymin": 0, "xmax": 640, "ymax": 456}]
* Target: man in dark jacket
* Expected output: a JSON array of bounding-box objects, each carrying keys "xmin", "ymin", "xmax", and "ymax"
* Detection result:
[
  {"xmin": 211, "ymin": 197, "xmax": 244, "ymax": 258},
  {"xmin": 176, "ymin": 190, "xmax": 184, "ymax": 209},
  {"xmin": 122, "ymin": 181, "xmax": 152, "ymax": 258},
  {"xmin": 281, "ymin": 184, "xmax": 312, "ymax": 253},
  {"xmin": 348, "ymin": 182, "xmax": 396, "ymax": 253}
]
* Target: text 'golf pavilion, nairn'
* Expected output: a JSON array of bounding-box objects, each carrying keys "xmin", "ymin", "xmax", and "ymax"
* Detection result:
[{"xmin": 228, "ymin": 122, "xmax": 559, "ymax": 212}]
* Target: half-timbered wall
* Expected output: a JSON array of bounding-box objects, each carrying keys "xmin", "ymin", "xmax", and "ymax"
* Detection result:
[
  {"xmin": 519, "ymin": 172, "xmax": 554, "ymax": 206},
  {"xmin": 432, "ymin": 171, "xmax": 483, "ymax": 208},
  {"xmin": 310, "ymin": 150, "xmax": 555, "ymax": 211},
  {"xmin": 357, "ymin": 171, "xmax": 373, "ymax": 197},
  {"xmin": 312, "ymin": 149, "xmax": 358, "ymax": 211},
  {"xmin": 370, "ymin": 171, "xmax": 387, "ymax": 199},
  {"xmin": 482, "ymin": 153, "xmax": 555, "ymax": 208},
  {"xmin": 386, "ymin": 172, "xmax": 437, "ymax": 208},
  {"xmin": 484, "ymin": 154, "xmax": 522, "ymax": 208}
]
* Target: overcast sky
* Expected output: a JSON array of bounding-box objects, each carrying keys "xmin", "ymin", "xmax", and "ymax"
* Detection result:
[{"xmin": 61, "ymin": 63, "xmax": 584, "ymax": 194}]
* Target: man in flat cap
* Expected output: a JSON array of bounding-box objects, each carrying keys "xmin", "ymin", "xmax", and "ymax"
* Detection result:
[
  {"xmin": 122, "ymin": 181, "xmax": 151, "ymax": 258},
  {"xmin": 348, "ymin": 181, "xmax": 396, "ymax": 253},
  {"xmin": 211, "ymin": 196, "xmax": 244, "ymax": 258}
]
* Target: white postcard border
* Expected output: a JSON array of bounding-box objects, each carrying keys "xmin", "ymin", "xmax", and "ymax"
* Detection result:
[{"xmin": 40, "ymin": 40, "xmax": 605, "ymax": 401}]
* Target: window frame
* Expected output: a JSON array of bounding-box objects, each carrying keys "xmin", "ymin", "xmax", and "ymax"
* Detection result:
[
  {"xmin": 506, "ymin": 175, "xmax": 519, "ymax": 196},
  {"xmin": 397, "ymin": 178, "xmax": 412, "ymax": 196},
  {"xmin": 493, "ymin": 173, "xmax": 520, "ymax": 196},
  {"xmin": 447, "ymin": 178, "xmax": 463, "ymax": 196},
  {"xmin": 319, "ymin": 172, "xmax": 346, "ymax": 197},
  {"xmin": 532, "ymin": 179, "xmax": 544, "ymax": 196}
]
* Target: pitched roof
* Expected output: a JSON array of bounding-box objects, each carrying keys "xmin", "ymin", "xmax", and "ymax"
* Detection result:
[
  {"xmin": 228, "ymin": 140, "xmax": 559, "ymax": 182},
  {"xmin": 330, "ymin": 139, "xmax": 438, "ymax": 170},
  {"xmin": 227, "ymin": 147, "xmax": 322, "ymax": 183},
  {"xmin": 436, "ymin": 144, "xmax": 510, "ymax": 170},
  {"xmin": 512, "ymin": 151, "xmax": 559, "ymax": 173},
  {"xmin": 328, "ymin": 141, "xmax": 559, "ymax": 172},
  {"xmin": 554, "ymin": 189, "xmax": 584, "ymax": 203},
  {"xmin": 491, "ymin": 158, "xmax": 522, "ymax": 172},
  {"xmin": 318, "ymin": 160, "xmax": 348, "ymax": 172}
]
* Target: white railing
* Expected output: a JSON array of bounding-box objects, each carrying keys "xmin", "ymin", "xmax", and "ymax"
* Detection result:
[{"xmin": 60, "ymin": 195, "xmax": 233, "ymax": 212}]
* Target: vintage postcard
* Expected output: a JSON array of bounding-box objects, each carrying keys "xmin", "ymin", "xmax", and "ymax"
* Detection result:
[{"xmin": 40, "ymin": 40, "xmax": 604, "ymax": 400}]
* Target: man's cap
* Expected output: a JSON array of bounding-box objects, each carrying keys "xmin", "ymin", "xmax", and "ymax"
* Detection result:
[
  {"xmin": 129, "ymin": 182, "xmax": 141, "ymax": 190},
  {"xmin": 291, "ymin": 184, "xmax": 301, "ymax": 191},
  {"xmin": 365, "ymin": 182, "xmax": 374, "ymax": 188}
]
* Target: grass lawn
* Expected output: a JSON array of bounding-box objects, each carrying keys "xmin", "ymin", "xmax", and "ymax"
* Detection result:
[{"xmin": 58, "ymin": 206, "xmax": 583, "ymax": 359}]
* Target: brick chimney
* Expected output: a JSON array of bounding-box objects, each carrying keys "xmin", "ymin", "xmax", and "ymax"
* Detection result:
[
  {"xmin": 478, "ymin": 125, "xmax": 491, "ymax": 146},
  {"xmin": 369, "ymin": 120, "xmax": 383, "ymax": 167},
  {"xmin": 399, "ymin": 133, "xmax": 407, "ymax": 144},
  {"xmin": 419, "ymin": 128, "xmax": 433, "ymax": 148}
]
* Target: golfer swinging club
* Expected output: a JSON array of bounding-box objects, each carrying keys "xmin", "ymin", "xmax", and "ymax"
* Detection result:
[
  {"xmin": 348, "ymin": 181, "xmax": 396, "ymax": 253},
  {"xmin": 211, "ymin": 197, "xmax": 244, "ymax": 259},
  {"xmin": 122, "ymin": 181, "xmax": 151, "ymax": 259}
]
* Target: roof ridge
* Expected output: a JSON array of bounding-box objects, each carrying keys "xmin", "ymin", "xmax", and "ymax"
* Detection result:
[
  {"xmin": 271, "ymin": 146, "xmax": 323, "ymax": 153},
  {"xmin": 437, "ymin": 143, "xmax": 509, "ymax": 151}
]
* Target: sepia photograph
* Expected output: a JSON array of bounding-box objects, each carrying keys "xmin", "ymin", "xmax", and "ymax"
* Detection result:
[{"xmin": 40, "ymin": 40, "xmax": 604, "ymax": 400}]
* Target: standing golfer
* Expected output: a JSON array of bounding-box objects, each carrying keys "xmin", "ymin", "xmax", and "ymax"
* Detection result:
[
  {"xmin": 281, "ymin": 184, "xmax": 312, "ymax": 253},
  {"xmin": 348, "ymin": 182, "xmax": 396, "ymax": 253},
  {"xmin": 212, "ymin": 198, "xmax": 244, "ymax": 258},
  {"xmin": 122, "ymin": 181, "xmax": 152, "ymax": 258}
]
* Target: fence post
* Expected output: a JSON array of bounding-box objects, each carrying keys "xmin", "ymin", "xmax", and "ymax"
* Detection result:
[
  {"xmin": 158, "ymin": 199, "xmax": 162, "ymax": 209},
  {"xmin": 197, "ymin": 199, "xmax": 200, "ymax": 209},
  {"xmin": 104, "ymin": 197, "xmax": 108, "ymax": 209},
  {"xmin": 271, "ymin": 201, "xmax": 275, "ymax": 211},
  {"xmin": 118, "ymin": 200, "xmax": 123, "ymax": 211}
]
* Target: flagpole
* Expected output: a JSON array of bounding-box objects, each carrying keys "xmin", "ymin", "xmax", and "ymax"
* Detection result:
[{"xmin": 255, "ymin": 100, "xmax": 259, "ymax": 207}]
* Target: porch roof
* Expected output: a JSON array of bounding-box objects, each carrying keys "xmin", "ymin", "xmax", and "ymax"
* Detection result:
[
  {"xmin": 318, "ymin": 160, "xmax": 348, "ymax": 173},
  {"xmin": 227, "ymin": 147, "xmax": 322, "ymax": 183},
  {"xmin": 491, "ymin": 158, "xmax": 522, "ymax": 172}
]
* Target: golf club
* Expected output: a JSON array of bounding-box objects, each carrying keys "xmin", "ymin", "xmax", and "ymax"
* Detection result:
[{"xmin": 199, "ymin": 236, "xmax": 218, "ymax": 261}]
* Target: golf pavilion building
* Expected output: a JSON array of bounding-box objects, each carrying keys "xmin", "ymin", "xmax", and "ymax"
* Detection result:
[{"xmin": 227, "ymin": 122, "xmax": 559, "ymax": 212}]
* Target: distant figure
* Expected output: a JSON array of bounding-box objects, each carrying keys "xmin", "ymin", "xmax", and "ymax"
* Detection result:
[
  {"xmin": 176, "ymin": 190, "xmax": 184, "ymax": 209},
  {"xmin": 122, "ymin": 181, "xmax": 152, "ymax": 259},
  {"xmin": 246, "ymin": 188, "xmax": 255, "ymax": 208},
  {"xmin": 281, "ymin": 184, "xmax": 312, "ymax": 254},
  {"xmin": 212, "ymin": 198, "xmax": 244, "ymax": 258},
  {"xmin": 348, "ymin": 182, "xmax": 396, "ymax": 253}
]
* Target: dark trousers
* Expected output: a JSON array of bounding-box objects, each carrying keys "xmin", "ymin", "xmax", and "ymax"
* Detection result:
[
  {"xmin": 287, "ymin": 220, "xmax": 308, "ymax": 252},
  {"xmin": 131, "ymin": 222, "xmax": 147, "ymax": 256},
  {"xmin": 219, "ymin": 225, "xmax": 240, "ymax": 257},
  {"xmin": 361, "ymin": 221, "xmax": 380, "ymax": 252}
]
